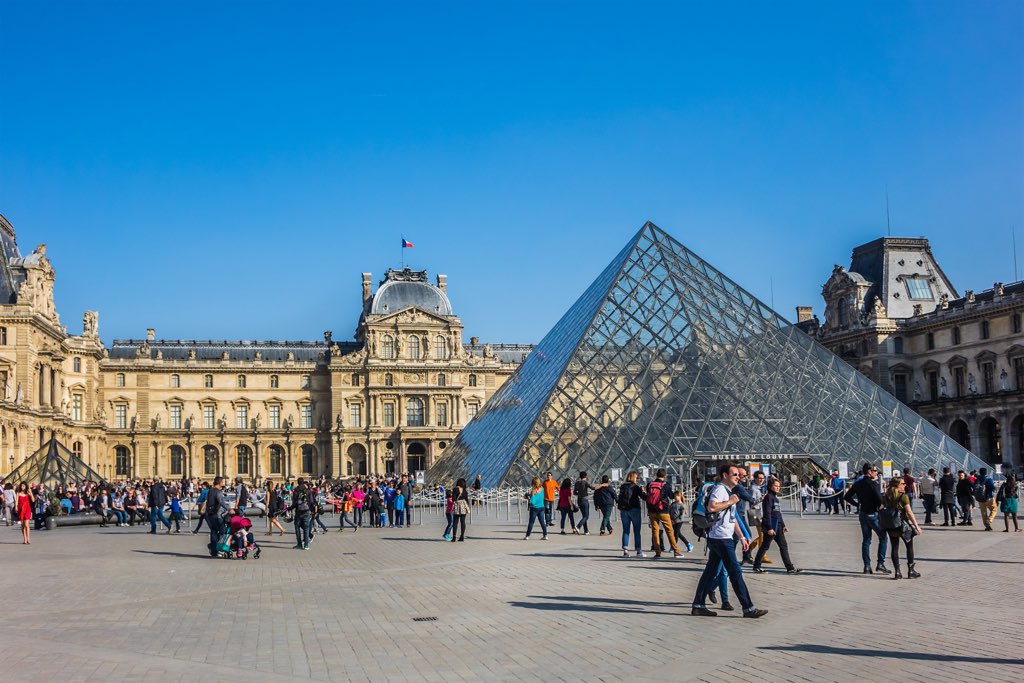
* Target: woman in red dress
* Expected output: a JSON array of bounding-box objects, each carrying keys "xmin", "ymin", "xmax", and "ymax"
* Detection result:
[{"xmin": 15, "ymin": 482, "xmax": 34, "ymax": 544}]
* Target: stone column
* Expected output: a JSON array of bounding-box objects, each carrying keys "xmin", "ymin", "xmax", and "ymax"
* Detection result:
[
  {"xmin": 40, "ymin": 365, "xmax": 50, "ymax": 407},
  {"xmin": 968, "ymin": 417, "xmax": 983, "ymax": 460},
  {"xmin": 253, "ymin": 438, "xmax": 261, "ymax": 479},
  {"xmin": 999, "ymin": 415, "xmax": 1014, "ymax": 469}
]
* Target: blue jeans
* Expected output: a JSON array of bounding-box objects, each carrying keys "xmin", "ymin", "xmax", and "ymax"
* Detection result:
[
  {"xmin": 577, "ymin": 499, "xmax": 591, "ymax": 533},
  {"xmin": 692, "ymin": 537, "xmax": 754, "ymax": 611},
  {"xmin": 599, "ymin": 505, "xmax": 614, "ymax": 533},
  {"xmin": 526, "ymin": 507, "xmax": 547, "ymax": 537},
  {"xmin": 544, "ymin": 500, "xmax": 554, "ymax": 526},
  {"xmin": 294, "ymin": 513, "xmax": 311, "ymax": 547},
  {"xmin": 620, "ymin": 508, "xmax": 642, "ymax": 551},
  {"xmin": 206, "ymin": 514, "xmax": 225, "ymax": 556},
  {"xmin": 444, "ymin": 511, "xmax": 455, "ymax": 537},
  {"xmin": 713, "ymin": 565, "xmax": 729, "ymax": 603},
  {"xmin": 111, "ymin": 509, "xmax": 127, "ymax": 525},
  {"xmin": 859, "ymin": 512, "xmax": 889, "ymax": 567},
  {"xmin": 150, "ymin": 507, "xmax": 171, "ymax": 532}
]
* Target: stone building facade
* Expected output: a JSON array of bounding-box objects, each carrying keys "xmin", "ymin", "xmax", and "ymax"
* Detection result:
[
  {"xmin": 0, "ymin": 214, "xmax": 530, "ymax": 481},
  {"xmin": 798, "ymin": 237, "xmax": 1024, "ymax": 472}
]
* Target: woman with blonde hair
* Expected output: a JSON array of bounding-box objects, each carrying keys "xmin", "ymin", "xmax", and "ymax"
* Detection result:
[
  {"xmin": 523, "ymin": 477, "xmax": 548, "ymax": 540},
  {"xmin": 882, "ymin": 476, "xmax": 922, "ymax": 579}
]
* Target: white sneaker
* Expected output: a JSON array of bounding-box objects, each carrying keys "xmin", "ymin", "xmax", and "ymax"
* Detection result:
[{"xmin": 638, "ymin": 551, "xmax": 647, "ymax": 558}]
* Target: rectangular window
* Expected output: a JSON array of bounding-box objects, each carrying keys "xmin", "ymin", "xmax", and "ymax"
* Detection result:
[
  {"xmin": 1016, "ymin": 358, "xmax": 1024, "ymax": 391},
  {"xmin": 893, "ymin": 374, "xmax": 908, "ymax": 403},
  {"xmin": 171, "ymin": 374, "xmax": 180, "ymax": 388},
  {"xmin": 204, "ymin": 375, "xmax": 214, "ymax": 388},
  {"xmin": 952, "ymin": 327, "xmax": 961, "ymax": 345},
  {"xmin": 905, "ymin": 278, "xmax": 933, "ymax": 300},
  {"xmin": 383, "ymin": 402, "xmax": 395, "ymax": 427},
  {"xmin": 468, "ymin": 404, "xmax": 478, "ymax": 419},
  {"xmin": 236, "ymin": 405, "xmax": 248, "ymax": 429},
  {"xmin": 982, "ymin": 362, "xmax": 994, "ymax": 394},
  {"xmin": 350, "ymin": 404, "xmax": 362, "ymax": 428},
  {"xmin": 1014, "ymin": 314, "xmax": 1022, "ymax": 334},
  {"xmin": 116, "ymin": 373, "xmax": 125, "ymax": 387},
  {"xmin": 115, "ymin": 404, "xmax": 127, "ymax": 429},
  {"xmin": 981, "ymin": 320, "xmax": 990, "ymax": 340},
  {"xmin": 269, "ymin": 404, "xmax": 281, "ymax": 429},
  {"xmin": 926, "ymin": 332, "xmax": 935, "ymax": 351},
  {"xmin": 203, "ymin": 405, "xmax": 215, "ymax": 429},
  {"xmin": 170, "ymin": 404, "xmax": 182, "ymax": 429},
  {"xmin": 73, "ymin": 357, "xmax": 81, "ymax": 373},
  {"xmin": 954, "ymin": 367, "xmax": 965, "ymax": 398},
  {"xmin": 270, "ymin": 375, "xmax": 279, "ymax": 388},
  {"xmin": 301, "ymin": 404, "xmax": 312, "ymax": 429},
  {"xmin": 436, "ymin": 402, "xmax": 448, "ymax": 427},
  {"xmin": 927, "ymin": 371, "xmax": 938, "ymax": 401},
  {"xmin": 72, "ymin": 394, "xmax": 82, "ymax": 421},
  {"xmin": 0, "ymin": 326, "xmax": 6, "ymax": 344}
]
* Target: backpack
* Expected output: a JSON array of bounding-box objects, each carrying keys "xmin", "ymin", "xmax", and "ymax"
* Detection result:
[
  {"xmin": 295, "ymin": 489, "xmax": 311, "ymax": 514},
  {"xmin": 972, "ymin": 479, "xmax": 987, "ymax": 503},
  {"xmin": 879, "ymin": 504, "xmax": 902, "ymax": 531},
  {"xmin": 646, "ymin": 481, "xmax": 667, "ymax": 513},
  {"xmin": 690, "ymin": 485, "xmax": 720, "ymax": 539},
  {"xmin": 616, "ymin": 483, "xmax": 633, "ymax": 511}
]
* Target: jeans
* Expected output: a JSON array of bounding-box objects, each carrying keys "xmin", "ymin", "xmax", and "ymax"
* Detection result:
[
  {"xmin": 649, "ymin": 513, "xmax": 678, "ymax": 554},
  {"xmin": 354, "ymin": 507, "xmax": 363, "ymax": 527},
  {"xmin": 294, "ymin": 512, "xmax": 311, "ymax": 547},
  {"xmin": 577, "ymin": 499, "xmax": 591, "ymax": 534},
  {"xmin": 800, "ymin": 496, "xmax": 809, "ymax": 512},
  {"xmin": 544, "ymin": 500, "xmax": 555, "ymax": 526},
  {"xmin": 387, "ymin": 505, "xmax": 395, "ymax": 526},
  {"xmin": 942, "ymin": 501, "xmax": 956, "ymax": 525},
  {"xmin": 672, "ymin": 521, "xmax": 692, "ymax": 548},
  {"xmin": 620, "ymin": 508, "xmax": 642, "ymax": 551},
  {"xmin": 111, "ymin": 509, "xmax": 127, "ymax": 525},
  {"xmin": 312, "ymin": 514, "xmax": 328, "ymax": 533},
  {"xmin": 859, "ymin": 513, "xmax": 889, "ymax": 567},
  {"xmin": 168, "ymin": 511, "xmax": 182, "ymax": 532},
  {"xmin": 559, "ymin": 507, "xmax": 577, "ymax": 531},
  {"xmin": 922, "ymin": 494, "xmax": 935, "ymax": 524},
  {"xmin": 150, "ymin": 507, "xmax": 171, "ymax": 532},
  {"xmin": 206, "ymin": 514, "xmax": 225, "ymax": 556},
  {"xmin": 404, "ymin": 504, "xmax": 412, "ymax": 526},
  {"xmin": 599, "ymin": 505, "xmax": 613, "ymax": 533},
  {"xmin": 395, "ymin": 509, "xmax": 405, "ymax": 526},
  {"xmin": 444, "ymin": 511, "xmax": 455, "ymax": 537},
  {"xmin": 754, "ymin": 527, "xmax": 794, "ymax": 570},
  {"xmin": 339, "ymin": 511, "xmax": 357, "ymax": 530},
  {"xmin": 525, "ymin": 507, "xmax": 547, "ymax": 537},
  {"xmin": 958, "ymin": 498, "xmax": 973, "ymax": 523},
  {"xmin": 692, "ymin": 537, "xmax": 755, "ymax": 611}
]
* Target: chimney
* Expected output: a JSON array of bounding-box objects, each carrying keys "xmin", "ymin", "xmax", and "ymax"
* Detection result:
[
  {"xmin": 436, "ymin": 274, "xmax": 447, "ymax": 293},
  {"xmin": 795, "ymin": 307, "xmax": 813, "ymax": 323},
  {"xmin": 146, "ymin": 328, "xmax": 156, "ymax": 341},
  {"xmin": 470, "ymin": 336, "xmax": 479, "ymax": 346},
  {"xmin": 361, "ymin": 273, "xmax": 372, "ymax": 305}
]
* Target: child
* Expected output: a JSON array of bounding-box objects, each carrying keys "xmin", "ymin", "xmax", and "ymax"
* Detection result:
[
  {"xmin": 394, "ymin": 490, "xmax": 406, "ymax": 527},
  {"xmin": 229, "ymin": 512, "xmax": 259, "ymax": 559},
  {"xmin": 668, "ymin": 491, "xmax": 694, "ymax": 553},
  {"xmin": 167, "ymin": 488, "xmax": 183, "ymax": 533}
]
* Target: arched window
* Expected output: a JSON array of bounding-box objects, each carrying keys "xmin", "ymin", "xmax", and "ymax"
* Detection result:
[
  {"xmin": 203, "ymin": 445, "xmax": 218, "ymax": 475},
  {"xmin": 236, "ymin": 445, "xmax": 251, "ymax": 474},
  {"xmin": 837, "ymin": 299, "xmax": 848, "ymax": 327},
  {"xmin": 437, "ymin": 374, "xmax": 446, "ymax": 386},
  {"xmin": 204, "ymin": 374, "xmax": 214, "ymax": 388},
  {"xmin": 170, "ymin": 374, "xmax": 180, "ymax": 388},
  {"xmin": 434, "ymin": 335, "xmax": 446, "ymax": 360},
  {"xmin": 301, "ymin": 445, "xmax": 314, "ymax": 473},
  {"xmin": 237, "ymin": 374, "xmax": 246, "ymax": 389},
  {"xmin": 408, "ymin": 335, "xmax": 420, "ymax": 360},
  {"xmin": 115, "ymin": 446, "xmax": 131, "ymax": 476},
  {"xmin": 468, "ymin": 373, "xmax": 477, "ymax": 387},
  {"xmin": 351, "ymin": 373, "xmax": 360, "ymax": 387},
  {"xmin": 406, "ymin": 397, "xmax": 424, "ymax": 426},
  {"xmin": 269, "ymin": 445, "xmax": 284, "ymax": 474},
  {"xmin": 384, "ymin": 373, "xmax": 394, "ymax": 387},
  {"xmin": 382, "ymin": 335, "xmax": 395, "ymax": 359},
  {"xmin": 116, "ymin": 373, "xmax": 125, "ymax": 387},
  {"xmin": 169, "ymin": 445, "xmax": 184, "ymax": 475},
  {"xmin": 270, "ymin": 375, "xmax": 279, "ymax": 388}
]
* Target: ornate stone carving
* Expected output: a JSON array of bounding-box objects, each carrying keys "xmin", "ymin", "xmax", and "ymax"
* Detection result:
[
  {"xmin": 344, "ymin": 347, "xmax": 367, "ymax": 365},
  {"xmin": 403, "ymin": 372, "xmax": 423, "ymax": 383},
  {"xmin": 188, "ymin": 348, "xmax": 196, "ymax": 360},
  {"xmin": 965, "ymin": 290, "xmax": 975, "ymax": 303},
  {"xmin": 83, "ymin": 310, "xmax": 99, "ymax": 337}
]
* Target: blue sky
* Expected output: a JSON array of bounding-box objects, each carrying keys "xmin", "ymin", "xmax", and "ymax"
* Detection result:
[{"xmin": 2, "ymin": 1, "xmax": 1021, "ymax": 344}]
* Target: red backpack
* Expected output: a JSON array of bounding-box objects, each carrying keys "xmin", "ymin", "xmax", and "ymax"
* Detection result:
[{"xmin": 646, "ymin": 481, "xmax": 667, "ymax": 513}]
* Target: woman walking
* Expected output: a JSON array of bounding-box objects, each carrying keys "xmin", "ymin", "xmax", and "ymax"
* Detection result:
[
  {"xmin": 996, "ymin": 475, "xmax": 1020, "ymax": 532},
  {"xmin": 266, "ymin": 482, "xmax": 288, "ymax": 535},
  {"xmin": 443, "ymin": 485, "xmax": 456, "ymax": 540},
  {"xmin": 557, "ymin": 478, "xmax": 580, "ymax": 535},
  {"xmin": 15, "ymin": 482, "xmax": 34, "ymax": 544},
  {"xmin": 338, "ymin": 485, "xmax": 358, "ymax": 532},
  {"xmin": 618, "ymin": 471, "xmax": 646, "ymax": 558},
  {"xmin": 594, "ymin": 475, "xmax": 616, "ymax": 536},
  {"xmin": 752, "ymin": 478, "xmax": 801, "ymax": 574},
  {"xmin": 450, "ymin": 478, "xmax": 470, "ymax": 542},
  {"xmin": 883, "ymin": 477, "xmax": 923, "ymax": 579},
  {"xmin": 523, "ymin": 477, "xmax": 549, "ymax": 540}
]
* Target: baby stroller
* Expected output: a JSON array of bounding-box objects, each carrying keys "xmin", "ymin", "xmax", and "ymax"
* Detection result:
[{"xmin": 216, "ymin": 514, "xmax": 262, "ymax": 560}]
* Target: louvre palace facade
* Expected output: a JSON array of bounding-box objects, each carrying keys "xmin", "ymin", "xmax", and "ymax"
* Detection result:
[
  {"xmin": 797, "ymin": 237, "xmax": 1024, "ymax": 472},
  {"xmin": 0, "ymin": 213, "xmax": 530, "ymax": 482}
]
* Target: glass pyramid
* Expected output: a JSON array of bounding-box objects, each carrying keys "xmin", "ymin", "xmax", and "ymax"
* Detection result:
[
  {"xmin": 4, "ymin": 439, "xmax": 106, "ymax": 489},
  {"xmin": 429, "ymin": 222, "xmax": 987, "ymax": 487}
]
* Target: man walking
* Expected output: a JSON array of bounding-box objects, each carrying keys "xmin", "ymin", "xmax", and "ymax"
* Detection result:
[
  {"xmin": 690, "ymin": 462, "xmax": 767, "ymax": 618},
  {"xmin": 235, "ymin": 477, "xmax": 249, "ymax": 516},
  {"xmin": 939, "ymin": 467, "xmax": 957, "ymax": 526},
  {"xmin": 290, "ymin": 478, "xmax": 314, "ymax": 550},
  {"xmin": 920, "ymin": 468, "xmax": 937, "ymax": 525},
  {"xmin": 204, "ymin": 477, "xmax": 228, "ymax": 557},
  {"xmin": 147, "ymin": 479, "xmax": 172, "ymax": 534},
  {"xmin": 646, "ymin": 469, "xmax": 681, "ymax": 558},
  {"xmin": 844, "ymin": 463, "xmax": 890, "ymax": 574},
  {"xmin": 975, "ymin": 467, "xmax": 997, "ymax": 531},
  {"xmin": 573, "ymin": 471, "xmax": 595, "ymax": 535}
]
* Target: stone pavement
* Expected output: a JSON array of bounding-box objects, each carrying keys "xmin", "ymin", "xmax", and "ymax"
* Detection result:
[{"xmin": 1, "ymin": 507, "xmax": 1022, "ymax": 683}]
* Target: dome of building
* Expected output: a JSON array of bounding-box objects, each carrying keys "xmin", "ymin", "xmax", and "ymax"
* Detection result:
[{"xmin": 370, "ymin": 268, "xmax": 453, "ymax": 316}]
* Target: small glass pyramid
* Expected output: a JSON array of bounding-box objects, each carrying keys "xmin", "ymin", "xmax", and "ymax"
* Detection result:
[
  {"xmin": 5, "ymin": 439, "xmax": 106, "ymax": 489},
  {"xmin": 429, "ymin": 222, "xmax": 986, "ymax": 487}
]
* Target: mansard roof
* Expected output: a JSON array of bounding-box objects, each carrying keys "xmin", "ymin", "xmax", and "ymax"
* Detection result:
[
  {"xmin": 108, "ymin": 339, "xmax": 359, "ymax": 363},
  {"xmin": 370, "ymin": 268, "xmax": 453, "ymax": 317}
]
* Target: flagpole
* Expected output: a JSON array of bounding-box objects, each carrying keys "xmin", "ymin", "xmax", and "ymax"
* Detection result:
[{"xmin": 401, "ymin": 236, "xmax": 404, "ymax": 269}]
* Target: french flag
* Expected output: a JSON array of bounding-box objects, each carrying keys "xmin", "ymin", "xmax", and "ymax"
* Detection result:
[{"xmin": 402, "ymin": 238, "xmax": 414, "ymax": 248}]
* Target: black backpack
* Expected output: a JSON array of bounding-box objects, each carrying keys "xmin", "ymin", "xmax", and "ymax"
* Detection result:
[{"xmin": 616, "ymin": 483, "xmax": 633, "ymax": 511}]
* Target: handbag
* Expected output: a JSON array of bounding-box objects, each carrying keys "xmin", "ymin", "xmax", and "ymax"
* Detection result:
[
  {"xmin": 900, "ymin": 518, "xmax": 917, "ymax": 543},
  {"xmin": 571, "ymin": 502, "xmax": 579, "ymax": 514}
]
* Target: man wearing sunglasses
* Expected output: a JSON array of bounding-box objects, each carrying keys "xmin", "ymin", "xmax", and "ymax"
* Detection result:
[
  {"xmin": 690, "ymin": 462, "xmax": 768, "ymax": 619},
  {"xmin": 844, "ymin": 462, "xmax": 890, "ymax": 575}
]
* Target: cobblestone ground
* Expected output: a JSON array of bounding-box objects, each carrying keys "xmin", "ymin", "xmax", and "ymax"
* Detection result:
[{"xmin": 1, "ymin": 506, "xmax": 1022, "ymax": 682}]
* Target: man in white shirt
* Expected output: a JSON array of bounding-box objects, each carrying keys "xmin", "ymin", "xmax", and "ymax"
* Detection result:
[
  {"xmin": 919, "ymin": 469, "xmax": 937, "ymax": 526},
  {"xmin": 691, "ymin": 462, "xmax": 767, "ymax": 619}
]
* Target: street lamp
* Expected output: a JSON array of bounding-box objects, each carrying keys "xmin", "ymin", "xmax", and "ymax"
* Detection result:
[{"xmin": 8, "ymin": 453, "xmax": 13, "ymax": 475}]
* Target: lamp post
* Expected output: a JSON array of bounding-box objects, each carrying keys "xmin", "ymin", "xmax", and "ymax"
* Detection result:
[{"xmin": 8, "ymin": 453, "xmax": 13, "ymax": 475}]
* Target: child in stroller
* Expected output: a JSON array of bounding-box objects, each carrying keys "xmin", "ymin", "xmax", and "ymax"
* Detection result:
[{"xmin": 227, "ymin": 511, "xmax": 261, "ymax": 559}]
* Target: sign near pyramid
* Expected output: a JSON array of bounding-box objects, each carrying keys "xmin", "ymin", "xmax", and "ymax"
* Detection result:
[{"xmin": 428, "ymin": 222, "xmax": 986, "ymax": 487}]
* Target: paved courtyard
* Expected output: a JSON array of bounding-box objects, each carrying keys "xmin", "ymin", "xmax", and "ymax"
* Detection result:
[{"xmin": 1, "ymin": 507, "xmax": 1022, "ymax": 683}]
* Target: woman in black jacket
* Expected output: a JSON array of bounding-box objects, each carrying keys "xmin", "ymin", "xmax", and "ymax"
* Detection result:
[
  {"xmin": 753, "ymin": 478, "xmax": 800, "ymax": 574},
  {"xmin": 617, "ymin": 471, "xmax": 647, "ymax": 558},
  {"xmin": 594, "ymin": 475, "xmax": 616, "ymax": 536}
]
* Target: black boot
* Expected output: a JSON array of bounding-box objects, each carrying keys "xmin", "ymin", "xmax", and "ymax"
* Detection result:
[
  {"xmin": 892, "ymin": 564, "xmax": 902, "ymax": 579},
  {"xmin": 907, "ymin": 563, "xmax": 920, "ymax": 579}
]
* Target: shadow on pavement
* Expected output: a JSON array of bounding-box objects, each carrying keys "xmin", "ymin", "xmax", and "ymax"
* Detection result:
[
  {"xmin": 508, "ymin": 600, "xmax": 679, "ymax": 616},
  {"xmin": 758, "ymin": 644, "xmax": 1024, "ymax": 666}
]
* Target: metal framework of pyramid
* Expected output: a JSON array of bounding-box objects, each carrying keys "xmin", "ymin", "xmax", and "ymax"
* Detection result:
[
  {"xmin": 429, "ymin": 222, "xmax": 987, "ymax": 487},
  {"xmin": 3, "ymin": 439, "xmax": 106, "ymax": 488}
]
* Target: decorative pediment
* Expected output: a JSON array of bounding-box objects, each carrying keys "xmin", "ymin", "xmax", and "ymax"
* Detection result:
[
  {"xmin": 889, "ymin": 362, "xmax": 913, "ymax": 374},
  {"xmin": 1005, "ymin": 344, "xmax": 1024, "ymax": 361},
  {"xmin": 371, "ymin": 306, "xmax": 452, "ymax": 326},
  {"xmin": 947, "ymin": 354, "xmax": 967, "ymax": 367},
  {"xmin": 921, "ymin": 359, "xmax": 941, "ymax": 372},
  {"xmin": 974, "ymin": 350, "xmax": 997, "ymax": 366}
]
